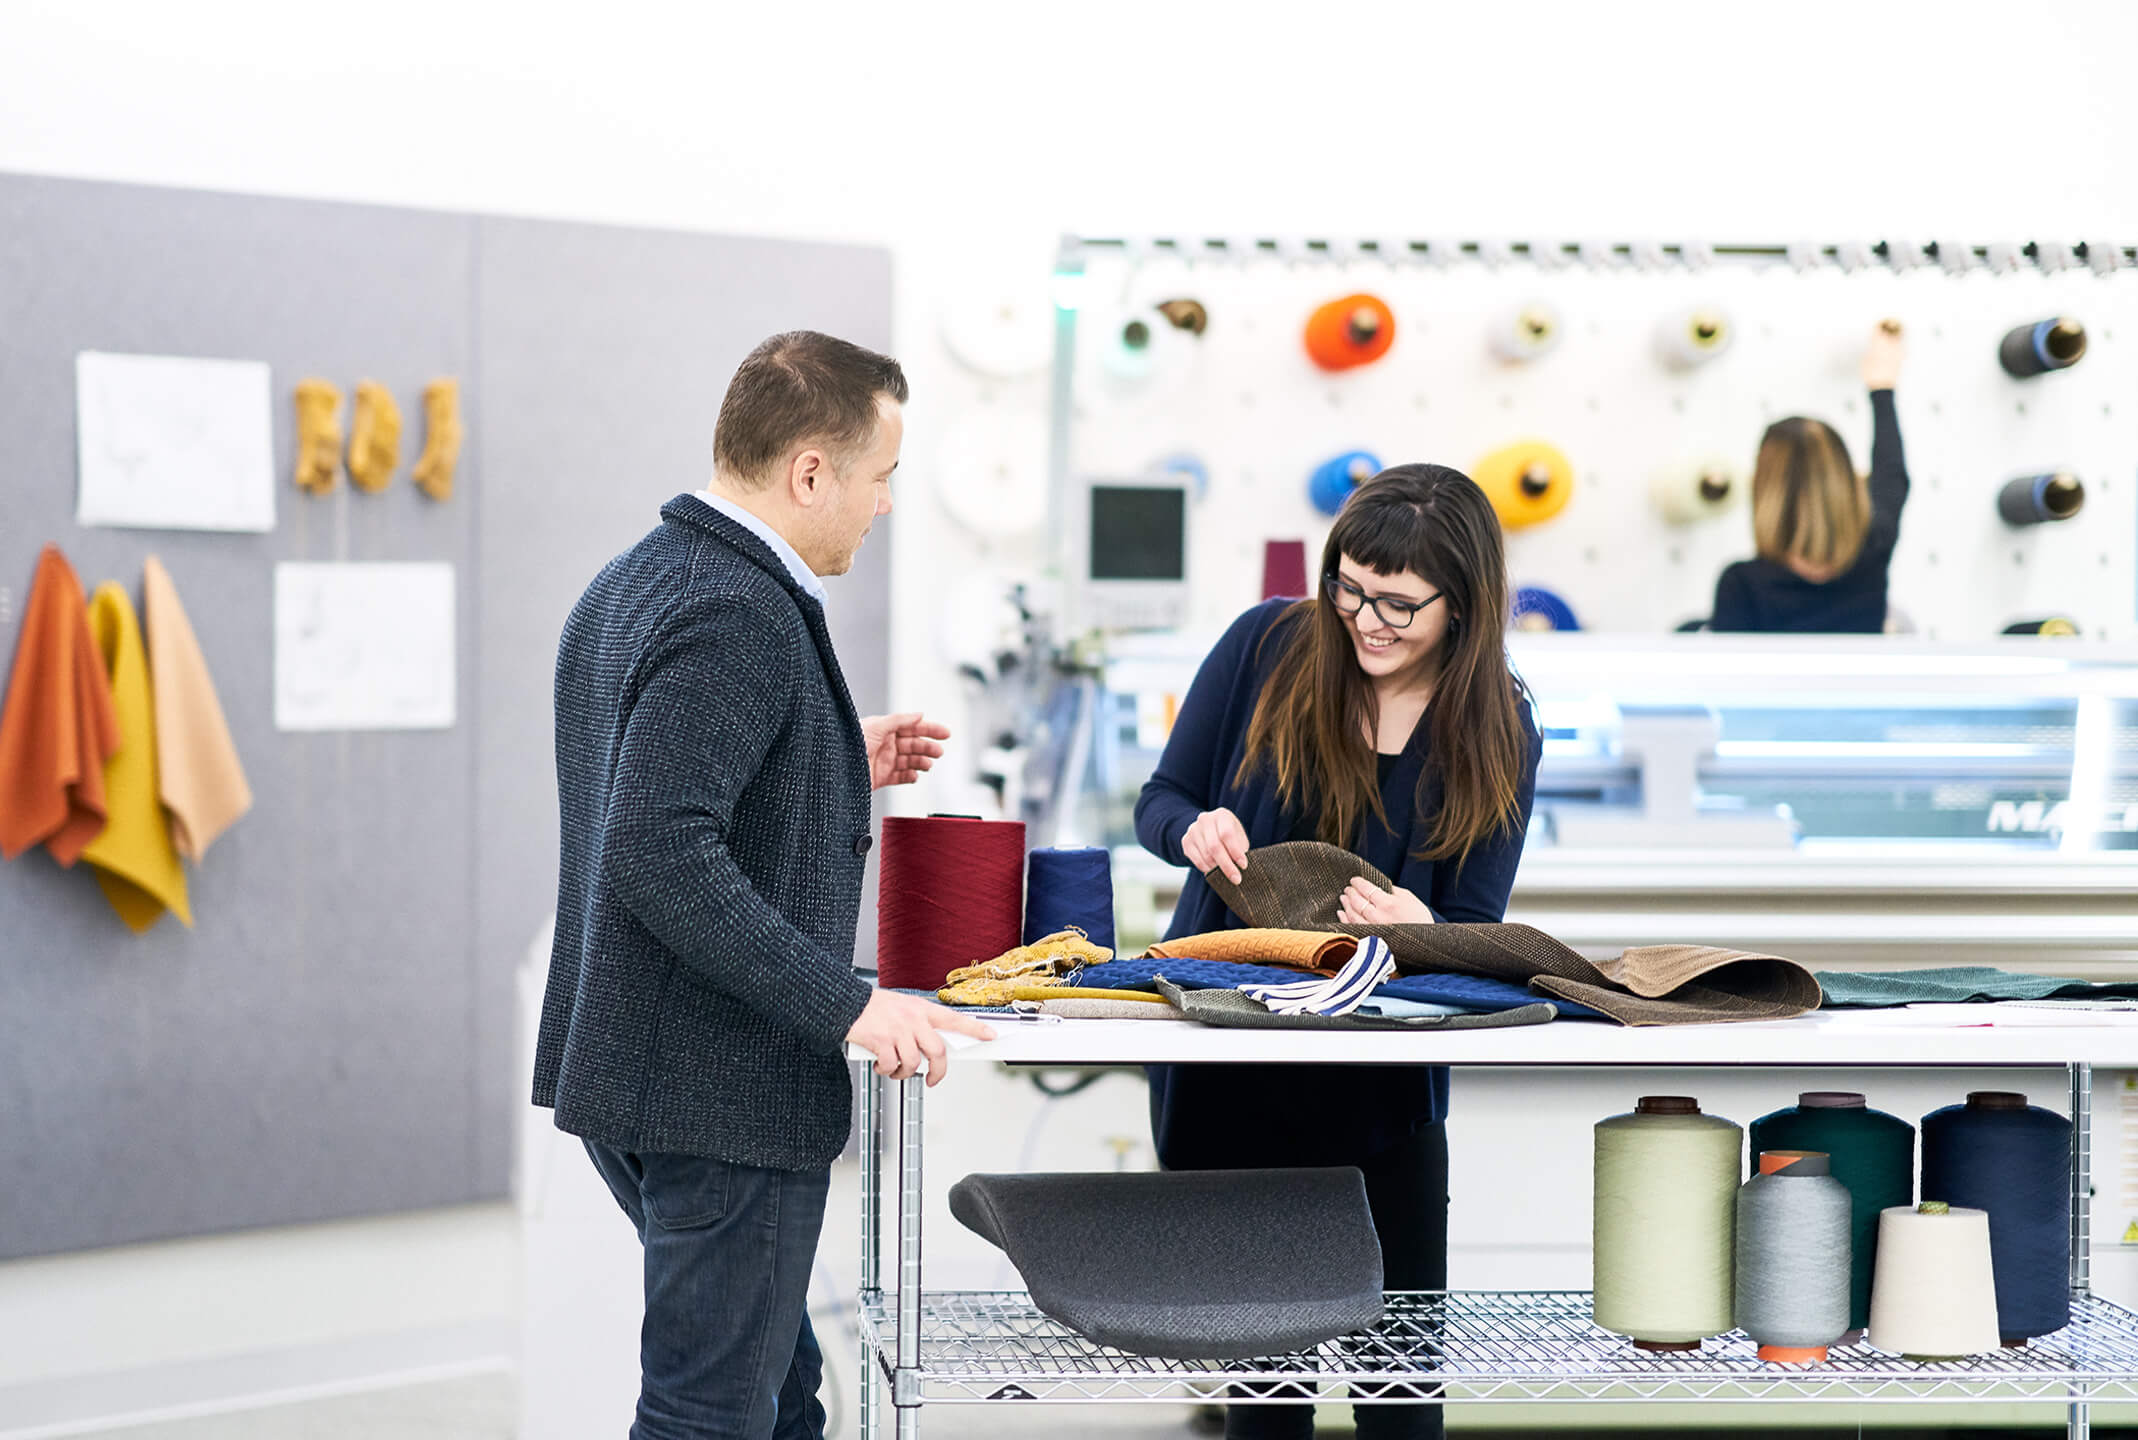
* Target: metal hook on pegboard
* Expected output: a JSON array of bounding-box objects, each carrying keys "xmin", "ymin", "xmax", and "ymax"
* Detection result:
[
  {"xmin": 1627, "ymin": 238, "xmax": 1672, "ymax": 273},
  {"xmin": 1530, "ymin": 237, "xmax": 1575, "ymax": 272},
  {"xmin": 1985, "ymin": 241, "xmax": 2027, "ymax": 276},
  {"xmin": 2032, "ymin": 241, "xmax": 2078, "ymax": 274}
]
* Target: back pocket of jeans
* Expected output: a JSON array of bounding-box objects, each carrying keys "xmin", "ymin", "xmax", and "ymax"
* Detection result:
[{"xmin": 640, "ymin": 1153, "xmax": 732, "ymax": 1230}]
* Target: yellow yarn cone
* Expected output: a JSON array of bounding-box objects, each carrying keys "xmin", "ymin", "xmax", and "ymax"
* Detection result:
[{"xmin": 1475, "ymin": 440, "xmax": 1575, "ymax": 530}]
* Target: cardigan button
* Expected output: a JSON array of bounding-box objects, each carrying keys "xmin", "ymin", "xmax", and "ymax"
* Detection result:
[{"xmin": 853, "ymin": 833, "xmax": 874, "ymax": 857}]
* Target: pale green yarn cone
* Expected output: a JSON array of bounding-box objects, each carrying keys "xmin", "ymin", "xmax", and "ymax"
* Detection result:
[{"xmin": 1594, "ymin": 1098, "xmax": 1743, "ymax": 1346}]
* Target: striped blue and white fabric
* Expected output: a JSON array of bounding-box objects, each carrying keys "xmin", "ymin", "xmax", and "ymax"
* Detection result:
[{"xmin": 1238, "ymin": 936, "xmax": 1397, "ymax": 1017}]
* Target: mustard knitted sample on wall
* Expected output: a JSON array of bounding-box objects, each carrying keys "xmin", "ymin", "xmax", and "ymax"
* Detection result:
[
  {"xmin": 79, "ymin": 583, "xmax": 191, "ymax": 932},
  {"xmin": 347, "ymin": 380, "xmax": 403, "ymax": 494},
  {"xmin": 293, "ymin": 379, "xmax": 345, "ymax": 496},
  {"xmin": 411, "ymin": 378, "xmax": 463, "ymax": 501}
]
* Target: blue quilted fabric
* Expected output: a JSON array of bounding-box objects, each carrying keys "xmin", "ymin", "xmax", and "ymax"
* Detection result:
[{"xmin": 1069, "ymin": 958, "xmax": 1607, "ymax": 1021}]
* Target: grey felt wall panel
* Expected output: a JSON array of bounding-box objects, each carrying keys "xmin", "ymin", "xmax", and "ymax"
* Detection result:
[{"xmin": 0, "ymin": 173, "xmax": 892, "ymax": 1259}]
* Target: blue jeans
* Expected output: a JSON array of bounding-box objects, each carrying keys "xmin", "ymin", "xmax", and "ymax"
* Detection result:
[{"xmin": 584, "ymin": 1141, "xmax": 830, "ymax": 1440}]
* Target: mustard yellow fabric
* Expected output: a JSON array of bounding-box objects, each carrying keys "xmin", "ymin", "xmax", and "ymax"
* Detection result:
[
  {"xmin": 937, "ymin": 927, "xmax": 1115, "ymax": 1005},
  {"xmin": 79, "ymin": 583, "xmax": 191, "ymax": 932}
]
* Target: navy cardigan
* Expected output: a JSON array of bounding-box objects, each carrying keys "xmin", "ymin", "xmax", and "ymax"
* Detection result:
[{"xmin": 1134, "ymin": 599, "xmax": 1542, "ymax": 1168}]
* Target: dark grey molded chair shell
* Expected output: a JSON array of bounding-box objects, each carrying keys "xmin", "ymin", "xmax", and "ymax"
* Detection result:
[{"xmin": 949, "ymin": 1167, "xmax": 1386, "ymax": 1359}]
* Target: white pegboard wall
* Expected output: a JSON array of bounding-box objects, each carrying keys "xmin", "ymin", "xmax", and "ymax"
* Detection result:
[{"xmin": 1057, "ymin": 240, "xmax": 2137, "ymax": 641}]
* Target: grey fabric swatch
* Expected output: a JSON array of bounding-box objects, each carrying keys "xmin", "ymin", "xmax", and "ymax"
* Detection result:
[
  {"xmin": 1155, "ymin": 979, "xmax": 1559, "ymax": 1031},
  {"xmin": 949, "ymin": 1167, "xmax": 1385, "ymax": 1359},
  {"xmin": 1030, "ymin": 998, "xmax": 1183, "ymax": 1020},
  {"xmin": 1813, "ymin": 967, "xmax": 2138, "ymax": 1008}
]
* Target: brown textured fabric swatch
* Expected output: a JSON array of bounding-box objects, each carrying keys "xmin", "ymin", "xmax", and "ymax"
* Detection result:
[
  {"xmin": 1144, "ymin": 927, "xmax": 1356, "ymax": 977},
  {"xmin": 1205, "ymin": 841, "xmax": 1820, "ymax": 1026}
]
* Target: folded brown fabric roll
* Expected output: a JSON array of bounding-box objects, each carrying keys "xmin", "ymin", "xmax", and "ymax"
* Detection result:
[
  {"xmin": 1206, "ymin": 841, "xmax": 1820, "ymax": 1026},
  {"xmin": 1144, "ymin": 927, "xmax": 1355, "ymax": 977}
]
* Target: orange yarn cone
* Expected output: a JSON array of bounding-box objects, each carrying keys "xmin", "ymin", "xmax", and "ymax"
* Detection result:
[{"xmin": 1305, "ymin": 294, "xmax": 1395, "ymax": 371}]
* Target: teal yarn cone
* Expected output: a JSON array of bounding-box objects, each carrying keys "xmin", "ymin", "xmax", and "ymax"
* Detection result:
[
  {"xmin": 1594, "ymin": 1095, "xmax": 1743, "ymax": 1350},
  {"xmin": 1750, "ymin": 1092, "xmax": 1914, "ymax": 1336},
  {"xmin": 1735, "ymin": 1150, "xmax": 1852, "ymax": 1363}
]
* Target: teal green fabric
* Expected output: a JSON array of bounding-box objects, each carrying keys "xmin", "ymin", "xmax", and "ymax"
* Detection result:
[{"xmin": 1815, "ymin": 967, "xmax": 2138, "ymax": 1008}]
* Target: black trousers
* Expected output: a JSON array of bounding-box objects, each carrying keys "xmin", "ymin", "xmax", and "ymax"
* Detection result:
[{"xmin": 1180, "ymin": 1121, "xmax": 1450, "ymax": 1440}]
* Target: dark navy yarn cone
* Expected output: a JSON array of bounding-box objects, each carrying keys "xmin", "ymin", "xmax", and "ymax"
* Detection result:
[
  {"xmin": 1920, "ymin": 1092, "xmax": 2073, "ymax": 1341},
  {"xmin": 1023, "ymin": 846, "xmax": 1116, "ymax": 950},
  {"xmin": 1751, "ymin": 1094, "xmax": 1914, "ymax": 1334}
]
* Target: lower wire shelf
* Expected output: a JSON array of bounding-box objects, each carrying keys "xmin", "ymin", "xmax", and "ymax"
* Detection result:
[{"xmin": 857, "ymin": 1290, "xmax": 2138, "ymax": 1405}]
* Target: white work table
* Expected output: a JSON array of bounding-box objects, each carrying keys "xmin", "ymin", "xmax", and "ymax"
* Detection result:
[
  {"xmin": 864, "ymin": 1009, "xmax": 2138, "ymax": 1070},
  {"xmin": 849, "ymin": 1011, "xmax": 2138, "ymax": 1438}
]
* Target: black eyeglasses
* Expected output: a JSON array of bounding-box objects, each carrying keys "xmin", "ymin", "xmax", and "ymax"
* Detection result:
[{"xmin": 1324, "ymin": 573, "xmax": 1443, "ymax": 629}]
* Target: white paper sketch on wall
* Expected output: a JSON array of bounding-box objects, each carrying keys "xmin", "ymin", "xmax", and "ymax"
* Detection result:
[
  {"xmin": 274, "ymin": 563, "xmax": 456, "ymax": 731},
  {"xmin": 75, "ymin": 351, "xmax": 277, "ymax": 532}
]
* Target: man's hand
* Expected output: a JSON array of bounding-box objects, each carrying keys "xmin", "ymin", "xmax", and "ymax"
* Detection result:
[
  {"xmin": 846, "ymin": 989, "xmax": 996, "ymax": 1086},
  {"xmin": 1336, "ymin": 876, "xmax": 1434, "ymax": 925},
  {"xmin": 861, "ymin": 712, "xmax": 949, "ymax": 789}
]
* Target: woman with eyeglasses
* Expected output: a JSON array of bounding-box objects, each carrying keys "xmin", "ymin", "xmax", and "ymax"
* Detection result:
[{"xmin": 1134, "ymin": 464, "xmax": 1541, "ymax": 1440}]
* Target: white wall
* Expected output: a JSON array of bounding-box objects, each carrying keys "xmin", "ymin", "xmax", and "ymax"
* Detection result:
[{"xmin": 7, "ymin": 1, "xmax": 2138, "ymax": 1427}]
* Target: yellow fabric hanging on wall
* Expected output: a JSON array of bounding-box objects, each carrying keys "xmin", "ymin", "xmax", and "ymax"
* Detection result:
[{"xmin": 79, "ymin": 583, "xmax": 192, "ymax": 932}]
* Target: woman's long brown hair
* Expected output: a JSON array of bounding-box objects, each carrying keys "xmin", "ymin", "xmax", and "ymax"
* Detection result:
[{"xmin": 1237, "ymin": 463, "xmax": 1531, "ymax": 864}]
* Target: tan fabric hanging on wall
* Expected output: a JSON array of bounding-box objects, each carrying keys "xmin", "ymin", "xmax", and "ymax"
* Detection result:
[{"xmin": 142, "ymin": 556, "xmax": 252, "ymax": 861}]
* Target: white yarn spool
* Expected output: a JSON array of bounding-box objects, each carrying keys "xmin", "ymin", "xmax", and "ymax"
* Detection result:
[
  {"xmin": 1655, "ymin": 306, "xmax": 1734, "ymax": 370},
  {"xmin": 1650, "ymin": 455, "xmax": 1744, "ymax": 523},
  {"xmin": 1594, "ymin": 1096, "xmax": 1743, "ymax": 1349},
  {"xmin": 1867, "ymin": 1203, "xmax": 2002, "ymax": 1359},
  {"xmin": 932, "ymin": 410, "xmax": 1048, "ymax": 539},
  {"xmin": 939, "ymin": 286, "xmax": 1055, "ymax": 379},
  {"xmin": 1490, "ymin": 302, "xmax": 1563, "ymax": 363}
]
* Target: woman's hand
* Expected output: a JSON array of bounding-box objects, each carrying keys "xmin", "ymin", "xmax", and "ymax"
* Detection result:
[
  {"xmin": 1862, "ymin": 318, "xmax": 1905, "ymax": 391},
  {"xmin": 1181, "ymin": 807, "xmax": 1251, "ymax": 884},
  {"xmin": 1337, "ymin": 876, "xmax": 1434, "ymax": 925}
]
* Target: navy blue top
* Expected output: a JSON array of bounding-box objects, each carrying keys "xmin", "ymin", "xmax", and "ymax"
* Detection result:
[
  {"xmin": 1134, "ymin": 599, "xmax": 1542, "ymax": 1169},
  {"xmin": 1710, "ymin": 389, "xmax": 1909, "ymax": 634}
]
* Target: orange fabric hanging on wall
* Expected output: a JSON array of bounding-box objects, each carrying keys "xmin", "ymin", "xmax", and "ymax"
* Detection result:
[{"xmin": 0, "ymin": 546, "xmax": 120, "ymax": 864}]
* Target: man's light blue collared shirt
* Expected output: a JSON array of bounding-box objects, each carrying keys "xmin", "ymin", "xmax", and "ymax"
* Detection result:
[{"xmin": 695, "ymin": 489, "xmax": 827, "ymax": 605}]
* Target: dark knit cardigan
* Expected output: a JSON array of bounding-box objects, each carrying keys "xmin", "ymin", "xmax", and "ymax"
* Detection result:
[{"xmin": 534, "ymin": 495, "xmax": 875, "ymax": 1170}]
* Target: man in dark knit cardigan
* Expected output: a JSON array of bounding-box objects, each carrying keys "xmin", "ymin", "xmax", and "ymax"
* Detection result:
[{"xmin": 537, "ymin": 331, "xmax": 992, "ymax": 1438}]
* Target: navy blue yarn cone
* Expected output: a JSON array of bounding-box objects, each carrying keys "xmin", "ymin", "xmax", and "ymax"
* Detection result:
[
  {"xmin": 1023, "ymin": 846, "xmax": 1115, "ymax": 951},
  {"xmin": 1751, "ymin": 1094, "xmax": 1914, "ymax": 1334},
  {"xmin": 1920, "ymin": 1092, "xmax": 2073, "ymax": 1342}
]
